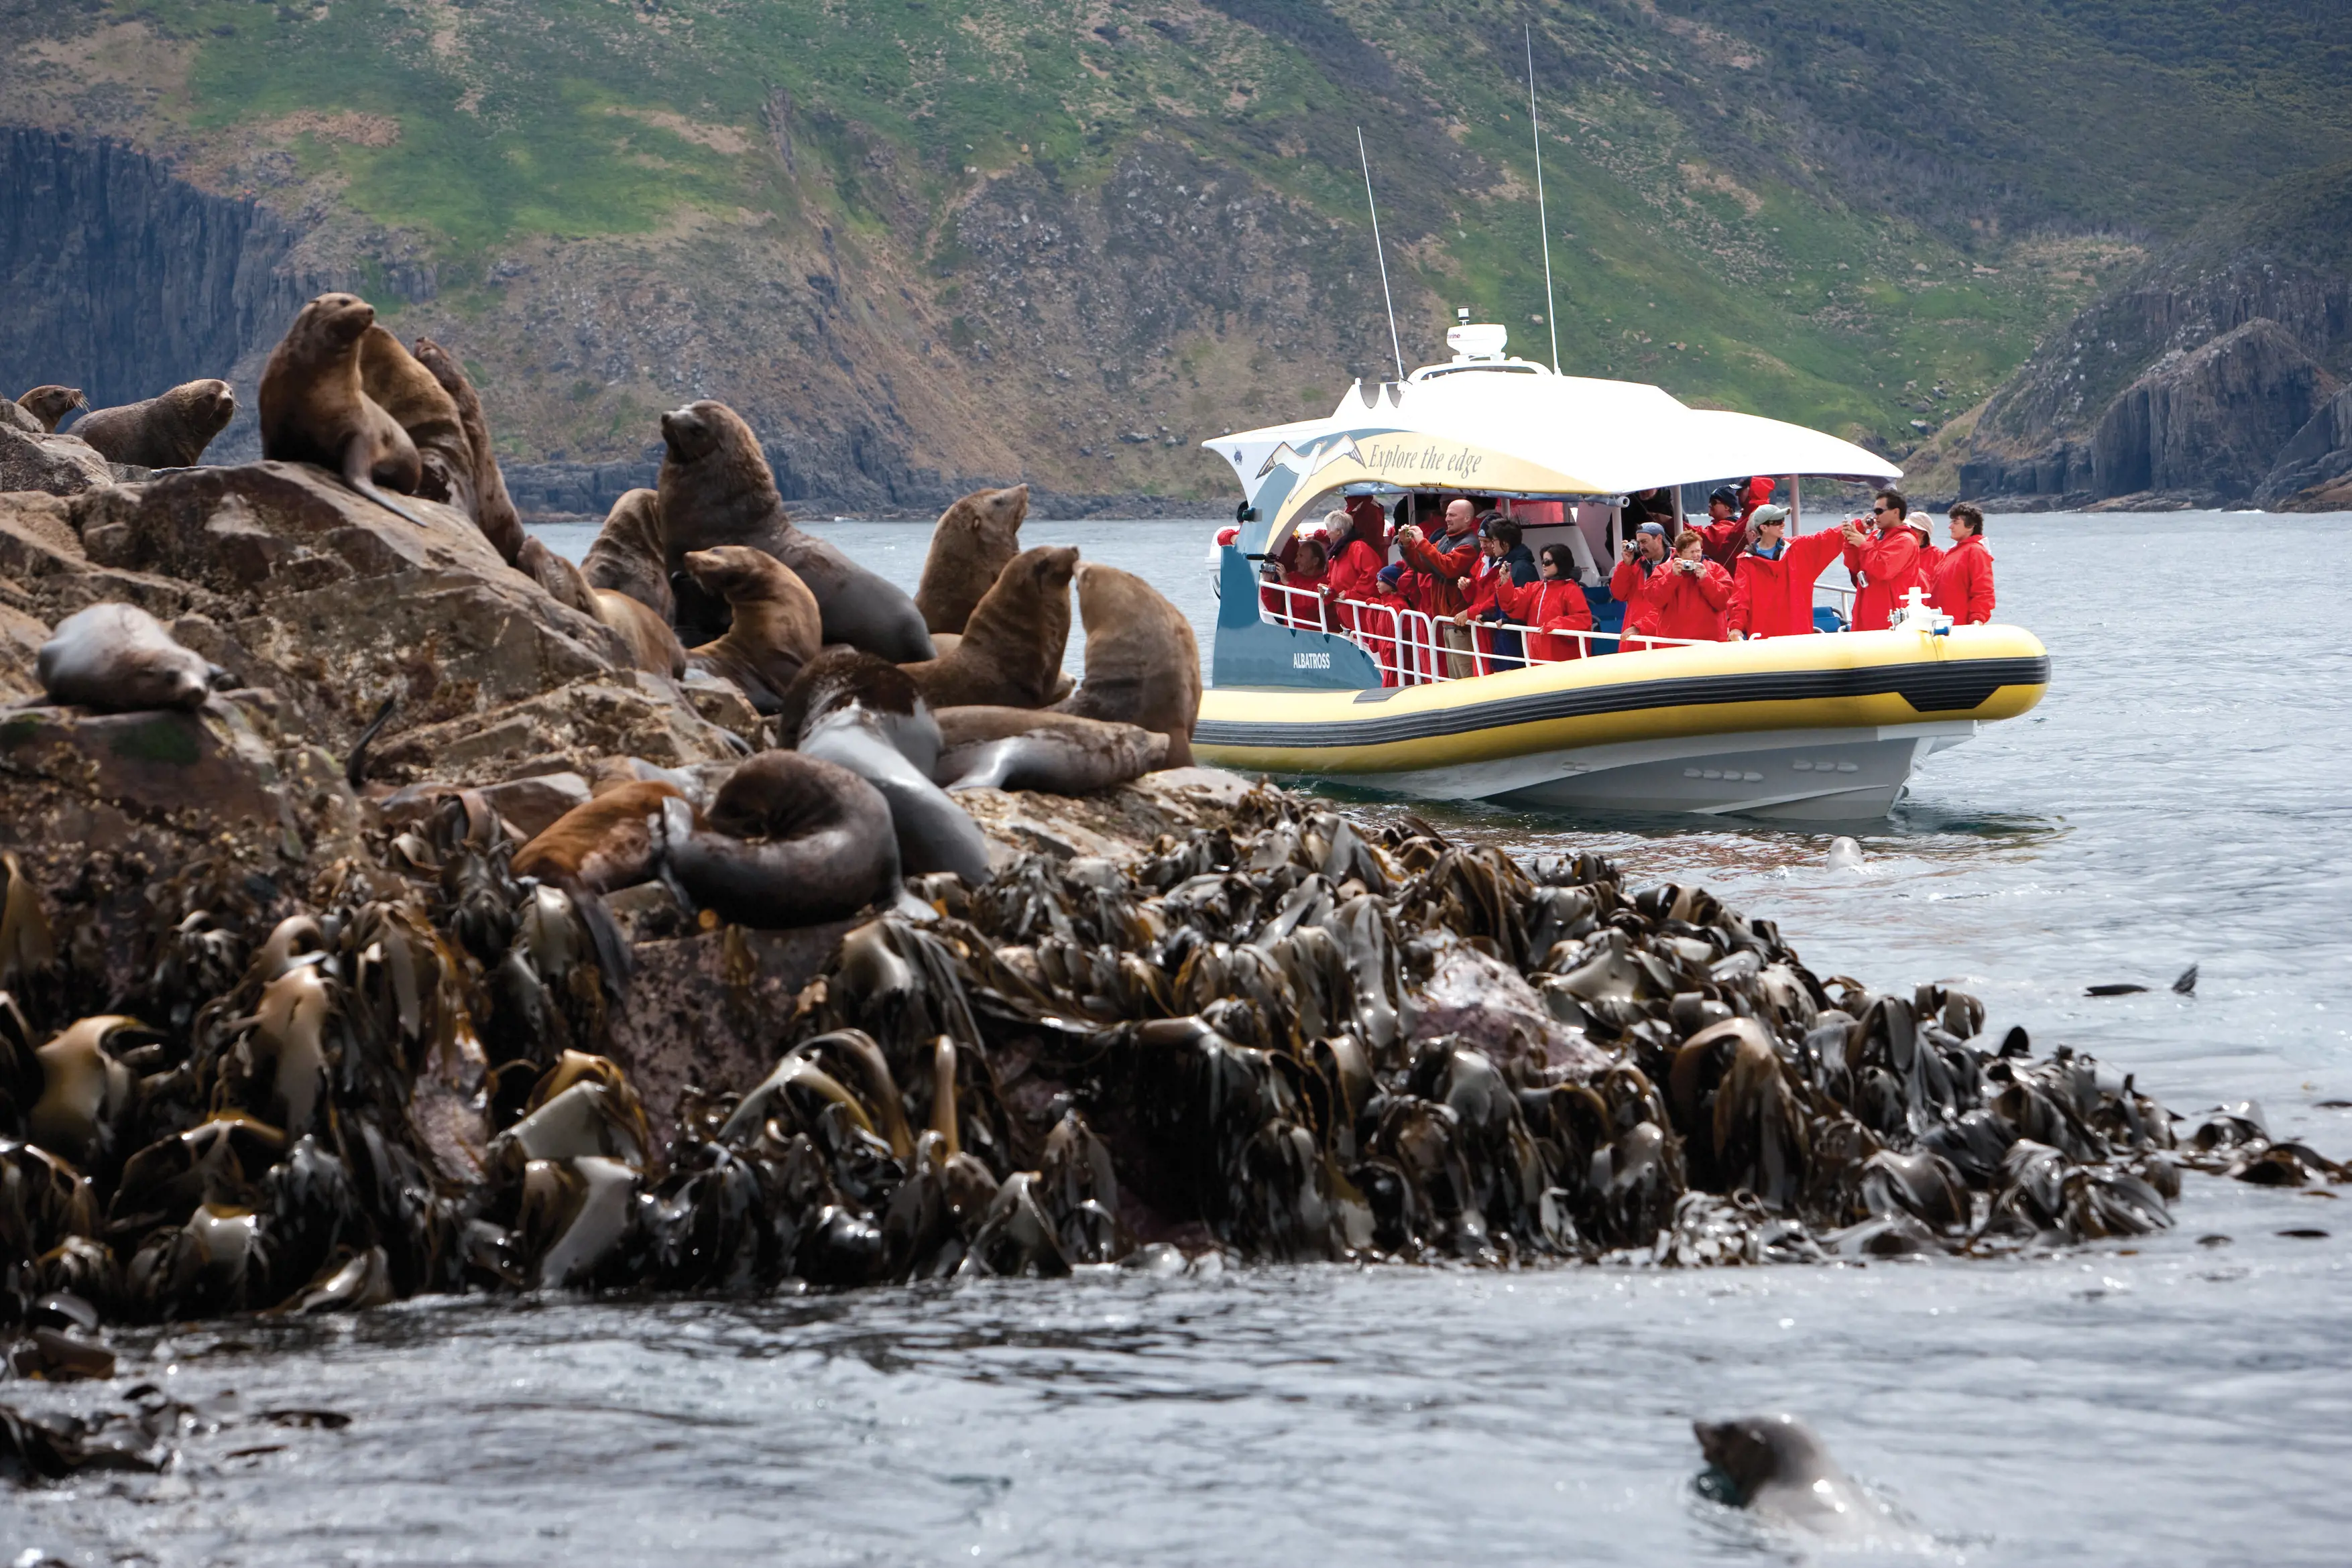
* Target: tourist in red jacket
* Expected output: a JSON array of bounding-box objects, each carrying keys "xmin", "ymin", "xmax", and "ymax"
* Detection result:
[
  {"xmin": 1326, "ymin": 506, "xmax": 1403, "ymax": 681},
  {"xmin": 1484, "ymin": 543, "xmax": 1594, "ymax": 661},
  {"xmin": 1267, "ymin": 534, "xmax": 1331, "ymax": 627},
  {"xmin": 1608, "ymin": 520, "xmax": 1672, "ymax": 650},
  {"xmin": 1696, "ymin": 485, "xmax": 1747, "ymax": 572},
  {"xmin": 1840, "ymin": 490, "xmax": 1927, "ymax": 630},
  {"xmin": 1930, "ymin": 503, "xmax": 1997, "ymax": 623},
  {"xmin": 1625, "ymin": 530, "xmax": 1732, "ymax": 648},
  {"xmin": 1726, "ymin": 505, "xmax": 1848, "ymax": 638}
]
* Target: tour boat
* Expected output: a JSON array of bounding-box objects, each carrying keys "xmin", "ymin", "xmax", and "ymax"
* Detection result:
[{"xmin": 1191, "ymin": 324, "xmax": 2050, "ymax": 820}]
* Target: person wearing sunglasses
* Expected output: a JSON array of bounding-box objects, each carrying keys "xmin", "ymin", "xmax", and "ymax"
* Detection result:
[{"xmin": 1838, "ymin": 489, "xmax": 1927, "ymax": 631}]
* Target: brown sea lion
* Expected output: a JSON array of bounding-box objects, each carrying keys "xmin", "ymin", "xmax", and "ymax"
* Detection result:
[
  {"xmin": 683, "ymin": 545, "xmax": 822, "ymax": 713},
  {"xmin": 658, "ymin": 751, "xmax": 900, "ymax": 927},
  {"xmin": 933, "ymin": 705, "xmax": 1168, "ymax": 794},
  {"xmin": 257, "ymin": 292, "xmax": 428, "ymax": 526},
  {"xmin": 655, "ymin": 400, "xmax": 933, "ymax": 660},
  {"xmin": 915, "ymin": 483, "xmax": 1028, "ymax": 635},
  {"xmin": 583, "ymin": 488, "xmax": 672, "ymax": 621},
  {"xmin": 593, "ymin": 589, "xmax": 687, "ymax": 677},
  {"xmin": 899, "ymin": 544, "xmax": 1075, "ymax": 711},
  {"xmin": 1694, "ymin": 1416, "xmax": 1912, "ymax": 1543},
  {"xmin": 37, "ymin": 603, "xmax": 223, "ymax": 711},
  {"xmin": 514, "ymin": 781, "xmax": 687, "ymax": 894},
  {"xmin": 15, "ymin": 385, "xmax": 86, "ymax": 433},
  {"xmin": 357, "ymin": 328, "xmax": 472, "ymax": 509},
  {"xmin": 1053, "ymin": 560, "xmax": 1200, "ymax": 767},
  {"xmin": 412, "ymin": 337, "xmax": 526, "ymax": 563},
  {"xmin": 70, "ymin": 379, "xmax": 236, "ymax": 469}
]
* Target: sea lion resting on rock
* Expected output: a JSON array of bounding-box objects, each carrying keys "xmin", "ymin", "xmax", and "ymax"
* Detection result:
[
  {"xmin": 412, "ymin": 337, "xmax": 526, "ymax": 564},
  {"xmin": 1054, "ymin": 560, "xmax": 1200, "ymax": 768},
  {"xmin": 514, "ymin": 781, "xmax": 687, "ymax": 894},
  {"xmin": 37, "ymin": 603, "xmax": 225, "ymax": 713},
  {"xmin": 583, "ymin": 488, "xmax": 672, "ymax": 621},
  {"xmin": 933, "ymin": 705, "xmax": 1167, "ymax": 794},
  {"xmin": 683, "ymin": 546, "xmax": 822, "ymax": 712},
  {"xmin": 594, "ymin": 589, "xmax": 687, "ymax": 678},
  {"xmin": 1694, "ymin": 1416, "xmax": 1912, "ymax": 1543},
  {"xmin": 915, "ymin": 483, "xmax": 1028, "ymax": 635},
  {"xmin": 900, "ymin": 544, "xmax": 1075, "ymax": 711},
  {"xmin": 358, "ymin": 329, "xmax": 472, "ymax": 509},
  {"xmin": 71, "ymin": 379, "xmax": 236, "ymax": 469},
  {"xmin": 658, "ymin": 751, "xmax": 900, "ymax": 928},
  {"xmin": 258, "ymin": 292, "xmax": 429, "ymax": 526},
  {"xmin": 14, "ymin": 385, "xmax": 86, "ymax": 434},
  {"xmin": 780, "ymin": 650, "xmax": 992, "ymax": 886},
  {"xmin": 656, "ymin": 400, "xmax": 933, "ymax": 661}
]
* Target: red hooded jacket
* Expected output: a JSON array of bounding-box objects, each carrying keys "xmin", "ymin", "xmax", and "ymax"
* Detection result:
[
  {"xmin": 1727, "ymin": 526, "xmax": 1848, "ymax": 639},
  {"xmin": 1844, "ymin": 526, "xmax": 1926, "ymax": 631},
  {"xmin": 1625, "ymin": 556, "xmax": 1732, "ymax": 645},
  {"xmin": 1491, "ymin": 575, "xmax": 1594, "ymax": 661},
  {"xmin": 1930, "ymin": 534, "xmax": 1995, "ymax": 623},
  {"xmin": 1399, "ymin": 526, "xmax": 1480, "ymax": 616}
]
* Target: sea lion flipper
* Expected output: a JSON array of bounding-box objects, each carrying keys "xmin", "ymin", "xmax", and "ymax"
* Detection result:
[{"xmin": 342, "ymin": 435, "xmax": 431, "ymax": 528}]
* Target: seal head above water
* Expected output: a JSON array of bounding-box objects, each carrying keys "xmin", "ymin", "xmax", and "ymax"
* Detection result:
[{"xmin": 1694, "ymin": 1414, "xmax": 1903, "ymax": 1542}]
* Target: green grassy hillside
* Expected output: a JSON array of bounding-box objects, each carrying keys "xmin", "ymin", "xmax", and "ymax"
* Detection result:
[{"xmin": 9, "ymin": 0, "xmax": 2351, "ymax": 496}]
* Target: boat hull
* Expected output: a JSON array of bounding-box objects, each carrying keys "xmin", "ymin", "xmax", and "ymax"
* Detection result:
[{"xmin": 1193, "ymin": 625, "xmax": 2050, "ymax": 820}]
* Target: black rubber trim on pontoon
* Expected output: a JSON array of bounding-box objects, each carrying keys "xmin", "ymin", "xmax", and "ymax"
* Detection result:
[{"xmin": 1195, "ymin": 654, "xmax": 2052, "ymax": 749}]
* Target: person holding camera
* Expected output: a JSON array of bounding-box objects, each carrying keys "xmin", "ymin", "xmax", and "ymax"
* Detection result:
[
  {"xmin": 1619, "ymin": 528, "xmax": 1732, "ymax": 650},
  {"xmin": 1397, "ymin": 496, "xmax": 1482, "ymax": 676},
  {"xmin": 1930, "ymin": 503, "xmax": 1996, "ymax": 623},
  {"xmin": 1726, "ymin": 503, "xmax": 1847, "ymax": 639},
  {"xmin": 1608, "ymin": 518, "xmax": 1671, "ymax": 649},
  {"xmin": 1451, "ymin": 514, "xmax": 1538, "ymax": 672},
  {"xmin": 1839, "ymin": 489, "xmax": 1928, "ymax": 630}
]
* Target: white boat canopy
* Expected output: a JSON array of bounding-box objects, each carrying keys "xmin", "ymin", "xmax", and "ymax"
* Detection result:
[{"xmin": 1203, "ymin": 327, "xmax": 1902, "ymax": 548}]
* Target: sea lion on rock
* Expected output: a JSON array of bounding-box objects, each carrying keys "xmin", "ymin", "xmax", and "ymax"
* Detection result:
[
  {"xmin": 780, "ymin": 650, "xmax": 992, "ymax": 886},
  {"xmin": 933, "ymin": 705, "xmax": 1168, "ymax": 794},
  {"xmin": 412, "ymin": 337, "xmax": 526, "ymax": 562},
  {"xmin": 658, "ymin": 751, "xmax": 899, "ymax": 927},
  {"xmin": 900, "ymin": 544, "xmax": 1075, "ymax": 711},
  {"xmin": 70, "ymin": 379, "xmax": 236, "ymax": 469},
  {"xmin": 1053, "ymin": 561, "xmax": 1200, "ymax": 768},
  {"xmin": 258, "ymin": 292, "xmax": 429, "ymax": 526},
  {"xmin": 357, "ymin": 329, "xmax": 471, "ymax": 509},
  {"xmin": 915, "ymin": 483, "xmax": 1028, "ymax": 635},
  {"xmin": 682, "ymin": 546, "xmax": 822, "ymax": 713},
  {"xmin": 37, "ymin": 603, "xmax": 224, "ymax": 712},
  {"xmin": 1694, "ymin": 1416, "xmax": 1907, "ymax": 1543},
  {"xmin": 15, "ymin": 386, "xmax": 86, "ymax": 433},
  {"xmin": 514, "ymin": 781, "xmax": 687, "ymax": 894},
  {"xmin": 655, "ymin": 400, "xmax": 933, "ymax": 660},
  {"xmin": 583, "ymin": 488, "xmax": 672, "ymax": 621},
  {"xmin": 593, "ymin": 589, "xmax": 687, "ymax": 677}
]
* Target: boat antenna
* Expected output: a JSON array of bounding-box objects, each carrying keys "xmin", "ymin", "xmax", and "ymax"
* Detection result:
[
  {"xmin": 1526, "ymin": 21, "xmax": 1561, "ymax": 374},
  {"xmin": 1356, "ymin": 125, "xmax": 1405, "ymax": 382}
]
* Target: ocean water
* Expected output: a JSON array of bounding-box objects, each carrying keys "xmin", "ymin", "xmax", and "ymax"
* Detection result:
[{"xmin": 9, "ymin": 511, "xmax": 2351, "ymax": 1566}]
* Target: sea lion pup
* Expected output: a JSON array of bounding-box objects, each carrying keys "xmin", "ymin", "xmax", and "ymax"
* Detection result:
[
  {"xmin": 257, "ymin": 292, "xmax": 430, "ymax": 526},
  {"xmin": 14, "ymin": 385, "xmax": 86, "ymax": 433},
  {"xmin": 37, "ymin": 603, "xmax": 225, "ymax": 712},
  {"xmin": 514, "ymin": 780, "xmax": 687, "ymax": 894},
  {"xmin": 899, "ymin": 544, "xmax": 1075, "ymax": 711},
  {"xmin": 658, "ymin": 751, "xmax": 900, "ymax": 928},
  {"xmin": 1694, "ymin": 1416, "xmax": 1909, "ymax": 1542},
  {"xmin": 779, "ymin": 650, "xmax": 992, "ymax": 886},
  {"xmin": 1053, "ymin": 560, "xmax": 1201, "ymax": 768},
  {"xmin": 71, "ymin": 379, "xmax": 237, "ymax": 469},
  {"xmin": 681, "ymin": 545, "xmax": 822, "ymax": 712},
  {"xmin": 583, "ymin": 488, "xmax": 673, "ymax": 621},
  {"xmin": 915, "ymin": 482, "xmax": 1028, "ymax": 635},
  {"xmin": 655, "ymin": 400, "xmax": 934, "ymax": 660},
  {"xmin": 412, "ymin": 337, "xmax": 526, "ymax": 563},
  {"xmin": 933, "ymin": 705, "xmax": 1168, "ymax": 794},
  {"xmin": 357, "ymin": 328, "xmax": 472, "ymax": 509}
]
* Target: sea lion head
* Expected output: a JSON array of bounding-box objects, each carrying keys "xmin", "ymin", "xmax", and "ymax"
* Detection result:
[
  {"xmin": 1694, "ymin": 1414, "xmax": 1828, "ymax": 1503},
  {"xmin": 17, "ymin": 385, "xmax": 86, "ymax": 431},
  {"xmin": 774, "ymin": 646, "xmax": 921, "ymax": 741},
  {"xmin": 660, "ymin": 401, "xmax": 727, "ymax": 463},
  {"xmin": 1006, "ymin": 542, "xmax": 1079, "ymax": 599},
  {"xmin": 176, "ymin": 378, "xmax": 238, "ymax": 440},
  {"xmin": 962, "ymin": 482, "xmax": 1028, "ymax": 532},
  {"xmin": 682, "ymin": 544, "xmax": 788, "ymax": 603},
  {"xmin": 295, "ymin": 292, "xmax": 377, "ymax": 351}
]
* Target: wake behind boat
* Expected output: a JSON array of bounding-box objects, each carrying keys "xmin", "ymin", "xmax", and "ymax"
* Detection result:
[{"xmin": 1193, "ymin": 323, "xmax": 2050, "ymax": 819}]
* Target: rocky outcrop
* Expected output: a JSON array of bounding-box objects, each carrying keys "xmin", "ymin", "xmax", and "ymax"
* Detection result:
[
  {"xmin": 2086, "ymin": 320, "xmax": 2339, "ymax": 501},
  {"xmin": 0, "ymin": 421, "xmax": 113, "ymax": 496},
  {"xmin": 2257, "ymin": 385, "xmax": 2352, "ymax": 510}
]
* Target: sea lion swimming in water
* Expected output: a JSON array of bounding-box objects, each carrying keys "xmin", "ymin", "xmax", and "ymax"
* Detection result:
[
  {"xmin": 357, "ymin": 328, "xmax": 472, "ymax": 509},
  {"xmin": 1053, "ymin": 561, "xmax": 1200, "ymax": 768},
  {"xmin": 778, "ymin": 650, "xmax": 992, "ymax": 886},
  {"xmin": 655, "ymin": 400, "xmax": 933, "ymax": 661},
  {"xmin": 681, "ymin": 546, "xmax": 823, "ymax": 712},
  {"xmin": 37, "ymin": 603, "xmax": 225, "ymax": 712},
  {"xmin": 583, "ymin": 488, "xmax": 673, "ymax": 621},
  {"xmin": 71, "ymin": 379, "xmax": 237, "ymax": 469},
  {"xmin": 658, "ymin": 751, "xmax": 901, "ymax": 928},
  {"xmin": 13, "ymin": 385, "xmax": 87, "ymax": 434},
  {"xmin": 899, "ymin": 544, "xmax": 1075, "ymax": 711},
  {"xmin": 1694, "ymin": 1415, "xmax": 1912, "ymax": 1543},
  {"xmin": 915, "ymin": 483, "xmax": 1028, "ymax": 635},
  {"xmin": 257, "ymin": 292, "xmax": 430, "ymax": 526},
  {"xmin": 932, "ymin": 705, "xmax": 1168, "ymax": 794}
]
